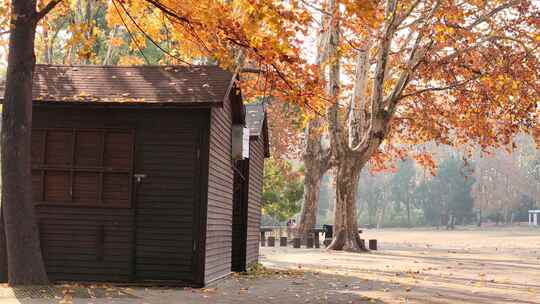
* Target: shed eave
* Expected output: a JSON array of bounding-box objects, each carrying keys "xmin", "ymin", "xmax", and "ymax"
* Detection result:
[{"xmin": 28, "ymin": 99, "xmax": 222, "ymax": 107}]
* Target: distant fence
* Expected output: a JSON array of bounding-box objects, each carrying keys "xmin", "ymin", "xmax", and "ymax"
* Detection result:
[{"xmin": 259, "ymin": 225, "xmax": 377, "ymax": 250}]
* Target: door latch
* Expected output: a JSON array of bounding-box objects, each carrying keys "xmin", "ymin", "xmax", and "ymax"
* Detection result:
[{"xmin": 134, "ymin": 174, "xmax": 147, "ymax": 183}]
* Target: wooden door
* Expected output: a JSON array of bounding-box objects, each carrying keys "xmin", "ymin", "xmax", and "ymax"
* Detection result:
[
  {"xmin": 133, "ymin": 126, "xmax": 201, "ymax": 282},
  {"xmin": 231, "ymin": 159, "xmax": 250, "ymax": 272}
]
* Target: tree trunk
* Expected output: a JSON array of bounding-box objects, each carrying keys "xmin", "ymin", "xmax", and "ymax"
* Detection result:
[
  {"xmin": 477, "ymin": 209, "xmax": 482, "ymax": 227},
  {"xmin": 376, "ymin": 206, "xmax": 384, "ymax": 229},
  {"xmin": 327, "ymin": 157, "xmax": 365, "ymax": 251},
  {"xmin": 406, "ymin": 200, "xmax": 411, "ymax": 228},
  {"xmin": 297, "ymin": 119, "xmax": 328, "ymax": 240},
  {"xmin": 296, "ymin": 1, "xmax": 333, "ymax": 239},
  {"xmin": 1, "ymin": 0, "xmax": 49, "ymax": 285},
  {"xmin": 103, "ymin": 27, "xmax": 117, "ymax": 65},
  {"xmin": 0, "ymin": 209, "xmax": 7, "ymax": 283},
  {"xmin": 42, "ymin": 20, "xmax": 51, "ymax": 64}
]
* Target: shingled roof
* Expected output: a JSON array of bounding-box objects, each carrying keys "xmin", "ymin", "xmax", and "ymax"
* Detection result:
[{"xmin": 0, "ymin": 65, "xmax": 236, "ymax": 105}]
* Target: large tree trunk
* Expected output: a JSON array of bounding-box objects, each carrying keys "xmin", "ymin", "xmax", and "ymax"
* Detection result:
[
  {"xmin": 327, "ymin": 156, "xmax": 365, "ymax": 251},
  {"xmin": 0, "ymin": 210, "xmax": 7, "ymax": 282},
  {"xmin": 297, "ymin": 114, "xmax": 331, "ymax": 239},
  {"xmin": 296, "ymin": 1, "xmax": 333, "ymax": 239},
  {"xmin": 297, "ymin": 121, "xmax": 326, "ymax": 239},
  {"xmin": 1, "ymin": 0, "xmax": 49, "ymax": 285}
]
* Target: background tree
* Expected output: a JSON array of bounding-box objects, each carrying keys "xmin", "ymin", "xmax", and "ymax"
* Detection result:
[
  {"xmin": 390, "ymin": 159, "xmax": 416, "ymax": 227},
  {"xmin": 472, "ymin": 142, "xmax": 540, "ymax": 225},
  {"xmin": 262, "ymin": 158, "xmax": 304, "ymax": 224},
  {"xmin": 357, "ymin": 167, "xmax": 393, "ymax": 228}
]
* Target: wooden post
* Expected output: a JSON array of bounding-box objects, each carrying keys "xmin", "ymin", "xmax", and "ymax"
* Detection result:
[
  {"xmin": 260, "ymin": 230, "xmax": 266, "ymax": 246},
  {"xmin": 306, "ymin": 237, "xmax": 314, "ymax": 248},
  {"xmin": 293, "ymin": 238, "xmax": 301, "ymax": 248},
  {"xmin": 267, "ymin": 236, "xmax": 275, "ymax": 247},
  {"xmin": 369, "ymin": 239, "xmax": 377, "ymax": 250},
  {"xmin": 280, "ymin": 237, "xmax": 287, "ymax": 247}
]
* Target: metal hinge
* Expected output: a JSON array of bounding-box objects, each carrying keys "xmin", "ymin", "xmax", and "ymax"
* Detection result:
[
  {"xmin": 134, "ymin": 174, "xmax": 147, "ymax": 183},
  {"xmin": 193, "ymin": 240, "xmax": 197, "ymax": 252}
]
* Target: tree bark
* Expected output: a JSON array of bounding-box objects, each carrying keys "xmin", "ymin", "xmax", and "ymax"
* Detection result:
[
  {"xmin": 103, "ymin": 27, "xmax": 117, "ymax": 65},
  {"xmin": 0, "ymin": 209, "xmax": 7, "ymax": 283},
  {"xmin": 42, "ymin": 20, "xmax": 51, "ymax": 64},
  {"xmin": 406, "ymin": 199, "xmax": 411, "ymax": 228},
  {"xmin": 297, "ymin": 118, "xmax": 327, "ymax": 239},
  {"xmin": 296, "ymin": 3, "xmax": 334, "ymax": 239},
  {"xmin": 327, "ymin": 156, "xmax": 365, "ymax": 251},
  {"xmin": 1, "ymin": 0, "xmax": 49, "ymax": 285},
  {"xmin": 477, "ymin": 209, "xmax": 482, "ymax": 227}
]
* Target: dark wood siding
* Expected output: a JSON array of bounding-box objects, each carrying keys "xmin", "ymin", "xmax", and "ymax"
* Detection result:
[
  {"xmin": 36, "ymin": 206, "xmax": 133, "ymax": 281},
  {"xmin": 32, "ymin": 106, "xmax": 207, "ymax": 283},
  {"xmin": 231, "ymin": 160, "xmax": 249, "ymax": 272},
  {"xmin": 246, "ymin": 136, "xmax": 265, "ymax": 267},
  {"xmin": 134, "ymin": 126, "xmax": 201, "ymax": 282},
  {"xmin": 31, "ymin": 129, "xmax": 134, "ymax": 208},
  {"xmin": 204, "ymin": 100, "xmax": 234, "ymax": 283}
]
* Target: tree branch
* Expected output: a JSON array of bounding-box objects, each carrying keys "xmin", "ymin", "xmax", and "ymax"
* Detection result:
[
  {"xmin": 300, "ymin": 0, "xmax": 331, "ymax": 16},
  {"xmin": 467, "ymin": 0, "xmax": 521, "ymax": 30},
  {"xmin": 35, "ymin": 0, "xmax": 63, "ymax": 22},
  {"xmin": 400, "ymin": 75, "xmax": 482, "ymax": 99},
  {"xmin": 347, "ymin": 45, "xmax": 371, "ymax": 151},
  {"xmin": 394, "ymin": 0, "xmax": 422, "ymax": 29},
  {"xmin": 386, "ymin": 0, "xmax": 441, "ymax": 113},
  {"xmin": 116, "ymin": 0, "xmax": 191, "ymax": 65}
]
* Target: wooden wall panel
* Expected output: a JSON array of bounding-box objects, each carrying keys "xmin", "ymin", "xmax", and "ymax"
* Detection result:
[
  {"xmin": 246, "ymin": 137, "xmax": 265, "ymax": 267},
  {"xmin": 72, "ymin": 172, "xmax": 100, "ymax": 202},
  {"xmin": 204, "ymin": 100, "xmax": 234, "ymax": 284},
  {"xmin": 74, "ymin": 131, "xmax": 101, "ymax": 166},
  {"xmin": 32, "ymin": 106, "xmax": 207, "ymax": 283},
  {"xmin": 45, "ymin": 130, "xmax": 73, "ymax": 165},
  {"xmin": 36, "ymin": 205, "xmax": 134, "ymax": 282}
]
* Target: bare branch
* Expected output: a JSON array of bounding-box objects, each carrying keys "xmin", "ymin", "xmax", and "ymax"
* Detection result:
[
  {"xmin": 400, "ymin": 75, "xmax": 483, "ymax": 99},
  {"xmin": 35, "ymin": 0, "xmax": 63, "ymax": 21},
  {"xmin": 347, "ymin": 45, "xmax": 371, "ymax": 151},
  {"xmin": 394, "ymin": 0, "xmax": 422, "ymax": 29},
  {"xmin": 116, "ymin": 0, "xmax": 191, "ymax": 65},
  {"xmin": 467, "ymin": 0, "xmax": 521, "ymax": 30},
  {"xmin": 386, "ymin": 0, "xmax": 441, "ymax": 113},
  {"xmin": 372, "ymin": 0, "xmax": 399, "ymax": 113},
  {"xmin": 111, "ymin": 0, "xmax": 150, "ymax": 64},
  {"xmin": 325, "ymin": 0, "xmax": 343, "ymax": 153},
  {"xmin": 300, "ymin": 0, "xmax": 331, "ymax": 16}
]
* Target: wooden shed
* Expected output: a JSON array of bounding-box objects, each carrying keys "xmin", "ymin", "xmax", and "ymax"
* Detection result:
[
  {"xmin": 231, "ymin": 102, "xmax": 269, "ymax": 272},
  {"xmin": 0, "ymin": 65, "xmax": 267, "ymax": 286}
]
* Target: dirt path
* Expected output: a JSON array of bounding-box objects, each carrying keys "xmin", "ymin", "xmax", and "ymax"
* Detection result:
[
  {"xmin": 1, "ymin": 227, "xmax": 538, "ymax": 303},
  {"xmin": 261, "ymin": 226, "xmax": 540, "ymax": 304}
]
